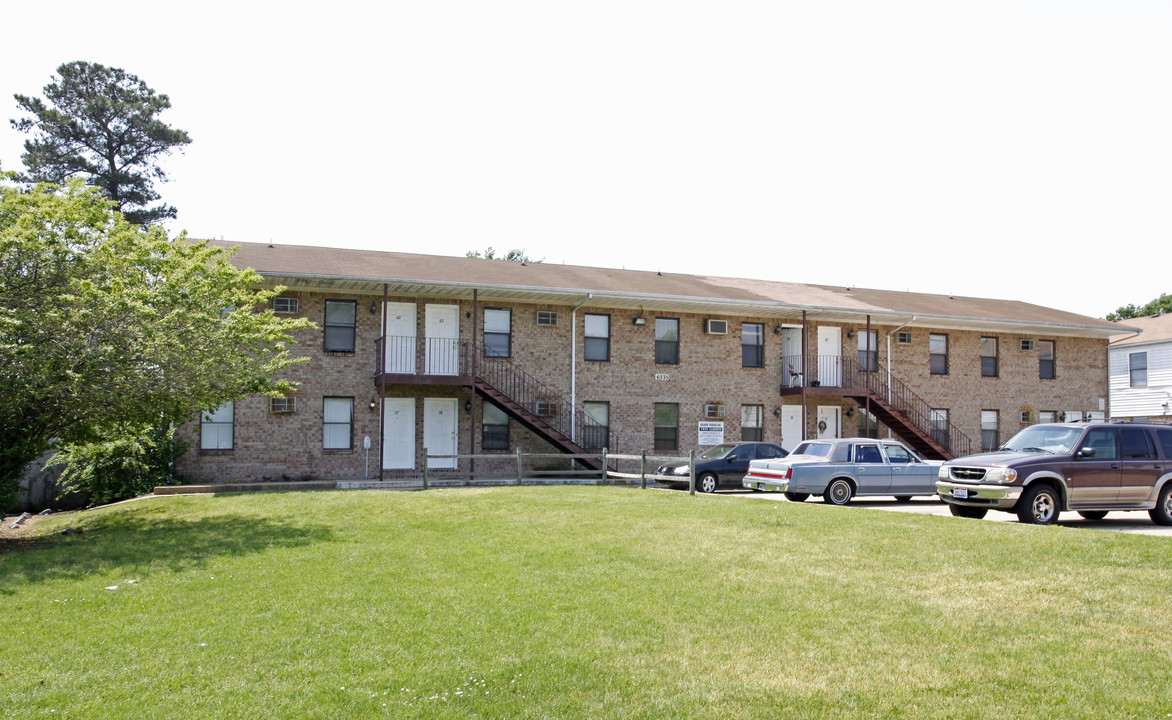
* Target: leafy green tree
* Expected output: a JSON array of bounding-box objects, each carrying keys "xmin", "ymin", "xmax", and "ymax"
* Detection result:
[
  {"xmin": 466, "ymin": 247, "xmax": 542, "ymax": 263},
  {"xmin": 50, "ymin": 422, "xmax": 187, "ymax": 506},
  {"xmin": 11, "ymin": 61, "xmax": 191, "ymax": 225},
  {"xmin": 0, "ymin": 176, "xmax": 312, "ymax": 508},
  {"xmin": 1107, "ymin": 293, "xmax": 1172, "ymax": 321}
]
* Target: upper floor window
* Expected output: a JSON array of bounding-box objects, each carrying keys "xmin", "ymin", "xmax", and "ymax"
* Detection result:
[
  {"xmin": 981, "ymin": 337, "xmax": 998, "ymax": 377},
  {"xmin": 585, "ymin": 314, "xmax": 610, "ymax": 362},
  {"xmin": 655, "ymin": 318, "xmax": 679, "ymax": 365},
  {"xmin": 323, "ymin": 397, "xmax": 353, "ymax": 450},
  {"xmin": 482, "ymin": 402, "xmax": 510, "ymax": 451},
  {"xmin": 929, "ymin": 334, "xmax": 948, "ymax": 375},
  {"xmin": 1129, "ymin": 351, "xmax": 1148, "ymax": 387},
  {"xmin": 742, "ymin": 323, "xmax": 764, "ymax": 368},
  {"xmin": 741, "ymin": 404, "xmax": 764, "ymax": 441},
  {"xmin": 324, "ymin": 300, "xmax": 357, "ymax": 353},
  {"xmin": 1039, "ymin": 340, "xmax": 1055, "ymax": 379},
  {"xmin": 858, "ymin": 330, "xmax": 878, "ymax": 372},
  {"xmin": 484, "ymin": 308, "xmax": 511, "ymax": 358},
  {"xmin": 200, "ymin": 402, "xmax": 234, "ymax": 450}
]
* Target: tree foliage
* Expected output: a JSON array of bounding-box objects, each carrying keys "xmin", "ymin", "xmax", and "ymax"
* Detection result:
[
  {"xmin": 0, "ymin": 176, "xmax": 311, "ymax": 508},
  {"xmin": 50, "ymin": 422, "xmax": 187, "ymax": 507},
  {"xmin": 1106, "ymin": 293, "xmax": 1172, "ymax": 321},
  {"xmin": 11, "ymin": 61, "xmax": 192, "ymax": 225},
  {"xmin": 466, "ymin": 247, "xmax": 542, "ymax": 263}
]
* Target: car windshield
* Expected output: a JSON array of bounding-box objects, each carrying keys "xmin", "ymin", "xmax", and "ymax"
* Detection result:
[
  {"xmin": 791, "ymin": 442, "xmax": 832, "ymax": 457},
  {"xmin": 697, "ymin": 443, "xmax": 738, "ymax": 460},
  {"xmin": 1000, "ymin": 426, "xmax": 1083, "ymax": 454}
]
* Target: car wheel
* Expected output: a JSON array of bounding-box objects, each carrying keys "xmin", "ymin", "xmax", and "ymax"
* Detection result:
[
  {"xmin": 949, "ymin": 504, "xmax": 988, "ymax": 519},
  {"xmin": 1149, "ymin": 483, "xmax": 1172, "ymax": 526},
  {"xmin": 824, "ymin": 479, "xmax": 854, "ymax": 506},
  {"xmin": 1016, "ymin": 484, "xmax": 1060, "ymax": 525},
  {"xmin": 1077, "ymin": 511, "xmax": 1108, "ymax": 521},
  {"xmin": 783, "ymin": 492, "xmax": 810, "ymax": 503},
  {"xmin": 894, "ymin": 495, "xmax": 913, "ymax": 503},
  {"xmin": 698, "ymin": 473, "xmax": 718, "ymax": 494}
]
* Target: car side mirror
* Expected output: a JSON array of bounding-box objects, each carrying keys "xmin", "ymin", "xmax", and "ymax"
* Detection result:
[{"xmin": 1077, "ymin": 447, "xmax": 1097, "ymax": 459}]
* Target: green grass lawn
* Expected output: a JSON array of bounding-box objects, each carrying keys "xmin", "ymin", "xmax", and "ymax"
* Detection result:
[{"xmin": 2, "ymin": 486, "xmax": 1169, "ymax": 719}]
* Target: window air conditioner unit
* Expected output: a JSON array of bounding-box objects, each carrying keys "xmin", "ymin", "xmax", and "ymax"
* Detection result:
[
  {"xmin": 270, "ymin": 397, "xmax": 297, "ymax": 414},
  {"xmin": 704, "ymin": 319, "xmax": 728, "ymax": 335},
  {"xmin": 535, "ymin": 401, "xmax": 557, "ymax": 417},
  {"xmin": 1020, "ymin": 339, "xmax": 1035, "ymax": 351},
  {"xmin": 705, "ymin": 403, "xmax": 724, "ymax": 419}
]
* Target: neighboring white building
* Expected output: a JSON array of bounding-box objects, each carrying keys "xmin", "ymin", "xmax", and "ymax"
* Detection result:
[{"xmin": 1110, "ymin": 312, "xmax": 1172, "ymax": 423}]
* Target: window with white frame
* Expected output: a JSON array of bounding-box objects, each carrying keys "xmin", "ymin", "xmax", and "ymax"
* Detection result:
[
  {"xmin": 582, "ymin": 402, "xmax": 610, "ymax": 450},
  {"xmin": 742, "ymin": 323, "xmax": 764, "ymax": 368},
  {"xmin": 585, "ymin": 313, "xmax": 610, "ymax": 362},
  {"xmin": 484, "ymin": 309, "xmax": 512, "ymax": 358},
  {"xmin": 981, "ymin": 337, "xmax": 998, "ymax": 377},
  {"xmin": 201, "ymin": 402, "xmax": 234, "ymax": 450},
  {"xmin": 482, "ymin": 402, "xmax": 510, "ymax": 451},
  {"xmin": 930, "ymin": 334, "xmax": 948, "ymax": 375},
  {"xmin": 323, "ymin": 397, "xmax": 353, "ymax": 450},
  {"xmin": 741, "ymin": 405, "xmax": 764, "ymax": 442},
  {"xmin": 858, "ymin": 330, "xmax": 878, "ymax": 372},
  {"xmin": 981, "ymin": 410, "xmax": 1000, "ymax": 452},
  {"xmin": 1039, "ymin": 340, "xmax": 1055, "ymax": 379},
  {"xmin": 324, "ymin": 300, "xmax": 357, "ymax": 352},
  {"xmin": 1130, "ymin": 352, "xmax": 1148, "ymax": 387}
]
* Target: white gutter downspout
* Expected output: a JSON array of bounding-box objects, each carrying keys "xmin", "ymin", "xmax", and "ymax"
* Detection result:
[
  {"xmin": 570, "ymin": 293, "xmax": 593, "ymax": 442},
  {"xmin": 886, "ymin": 316, "xmax": 917, "ymax": 407}
]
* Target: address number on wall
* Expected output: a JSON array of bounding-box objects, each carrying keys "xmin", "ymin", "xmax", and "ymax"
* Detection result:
[{"xmin": 654, "ymin": 373, "xmax": 671, "ymax": 381}]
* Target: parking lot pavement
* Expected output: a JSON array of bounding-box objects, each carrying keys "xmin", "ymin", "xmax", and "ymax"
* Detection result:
[{"xmin": 724, "ymin": 490, "xmax": 1172, "ymax": 537}]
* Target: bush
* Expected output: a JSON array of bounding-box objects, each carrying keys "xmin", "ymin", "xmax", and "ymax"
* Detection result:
[{"xmin": 50, "ymin": 423, "xmax": 186, "ymax": 506}]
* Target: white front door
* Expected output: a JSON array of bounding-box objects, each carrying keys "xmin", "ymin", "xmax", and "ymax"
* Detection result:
[
  {"xmin": 424, "ymin": 398, "xmax": 458, "ymax": 469},
  {"xmin": 782, "ymin": 327, "xmax": 803, "ymax": 387},
  {"xmin": 382, "ymin": 398, "xmax": 415, "ymax": 470},
  {"xmin": 817, "ymin": 406, "xmax": 841, "ymax": 439},
  {"xmin": 781, "ymin": 405, "xmax": 803, "ymax": 450},
  {"xmin": 425, "ymin": 304, "xmax": 460, "ymax": 375},
  {"xmin": 817, "ymin": 326, "xmax": 842, "ymax": 387},
  {"xmin": 384, "ymin": 302, "xmax": 417, "ymax": 374}
]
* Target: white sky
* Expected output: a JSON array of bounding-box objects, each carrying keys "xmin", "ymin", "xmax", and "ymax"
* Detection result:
[{"xmin": 3, "ymin": 0, "xmax": 1170, "ymax": 319}]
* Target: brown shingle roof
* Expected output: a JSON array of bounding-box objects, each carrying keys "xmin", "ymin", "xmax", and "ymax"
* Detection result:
[
  {"xmin": 208, "ymin": 240, "xmax": 1125, "ymax": 337},
  {"xmin": 1111, "ymin": 312, "xmax": 1172, "ymax": 346}
]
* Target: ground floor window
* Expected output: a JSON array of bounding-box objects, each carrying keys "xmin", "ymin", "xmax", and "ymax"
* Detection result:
[
  {"xmin": 582, "ymin": 402, "xmax": 610, "ymax": 450},
  {"xmin": 856, "ymin": 408, "xmax": 879, "ymax": 439},
  {"xmin": 482, "ymin": 402, "xmax": 510, "ymax": 450},
  {"xmin": 654, "ymin": 403, "xmax": 679, "ymax": 451},
  {"xmin": 323, "ymin": 397, "xmax": 354, "ymax": 450},
  {"xmin": 201, "ymin": 402, "xmax": 234, "ymax": 450},
  {"xmin": 741, "ymin": 405, "xmax": 763, "ymax": 441},
  {"xmin": 930, "ymin": 408, "xmax": 949, "ymax": 447},
  {"xmin": 981, "ymin": 410, "xmax": 999, "ymax": 452}
]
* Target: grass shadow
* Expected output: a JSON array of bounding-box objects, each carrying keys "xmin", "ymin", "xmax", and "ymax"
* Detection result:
[{"xmin": 0, "ymin": 512, "xmax": 335, "ymax": 594}]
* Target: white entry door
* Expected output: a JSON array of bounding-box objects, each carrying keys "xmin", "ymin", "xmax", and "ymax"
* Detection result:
[
  {"xmin": 782, "ymin": 327, "xmax": 803, "ymax": 387},
  {"xmin": 383, "ymin": 302, "xmax": 417, "ymax": 374},
  {"xmin": 382, "ymin": 398, "xmax": 415, "ymax": 470},
  {"xmin": 425, "ymin": 304, "xmax": 460, "ymax": 375},
  {"xmin": 424, "ymin": 398, "xmax": 458, "ymax": 469},
  {"xmin": 781, "ymin": 405, "xmax": 803, "ymax": 450},
  {"xmin": 817, "ymin": 406, "xmax": 841, "ymax": 439},
  {"xmin": 817, "ymin": 326, "xmax": 842, "ymax": 387}
]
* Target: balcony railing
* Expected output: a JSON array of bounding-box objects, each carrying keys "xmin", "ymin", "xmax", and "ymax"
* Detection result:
[
  {"xmin": 781, "ymin": 353, "xmax": 974, "ymax": 457},
  {"xmin": 375, "ymin": 335, "xmax": 614, "ymax": 452}
]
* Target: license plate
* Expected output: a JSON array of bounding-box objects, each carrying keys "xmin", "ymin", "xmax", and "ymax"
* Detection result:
[{"xmin": 953, "ymin": 487, "xmax": 969, "ymax": 499}]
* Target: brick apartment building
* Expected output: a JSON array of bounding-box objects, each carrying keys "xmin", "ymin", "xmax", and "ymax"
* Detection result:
[{"xmin": 174, "ymin": 241, "xmax": 1121, "ymax": 483}]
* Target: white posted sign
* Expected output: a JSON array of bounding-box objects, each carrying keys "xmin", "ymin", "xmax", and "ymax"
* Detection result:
[{"xmin": 698, "ymin": 421, "xmax": 725, "ymax": 445}]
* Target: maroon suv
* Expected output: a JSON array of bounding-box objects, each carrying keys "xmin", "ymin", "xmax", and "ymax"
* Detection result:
[{"xmin": 936, "ymin": 422, "xmax": 1172, "ymax": 525}]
